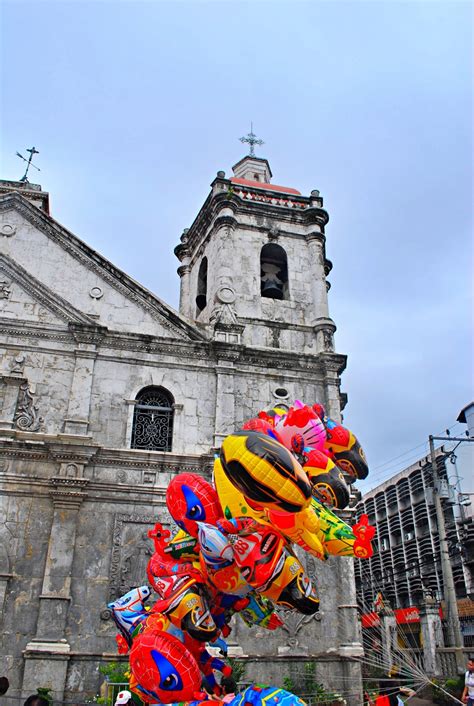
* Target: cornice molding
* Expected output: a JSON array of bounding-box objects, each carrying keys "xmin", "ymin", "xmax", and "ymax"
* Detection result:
[
  {"xmin": 179, "ymin": 189, "xmax": 329, "ymax": 260},
  {"xmin": 96, "ymin": 447, "xmax": 213, "ymax": 470},
  {"xmin": 0, "ymin": 320, "xmax": 72, "ymax": 343},
  {"xmin": 46, "ymin": 442, "xmax": 100, "ymax": 464},
  {"xmin": 318, "ymin": 352, "xmax": 348, "ymax": 376},
  {"xmin": 238, "ymin": 317, "xmax": 315, "ymax": 332},
  {"xmin": 68, "ymin": 322, "xmax": 108, "ymax": 345}
]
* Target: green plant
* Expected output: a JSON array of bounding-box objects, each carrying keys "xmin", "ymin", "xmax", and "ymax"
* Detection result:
[
  {"xmin": 226, "ymin": 657, "xmax": 247, "ymax": 684},
  {"xmin": 36, "ymin": 688, "xmax": 53, "ymax": 704},
  {"xmin": 432, "ymin": 675, "xmax": 465, "ymax": 705},
  {"xmin": 95, "ymin": 662, "xmax": 143, "ymax": 706},
  {"xmin": 303, "ymin": 661, "xmax": 317, "ymax": 694},
  {"xmin": 98, "ymin": 661, "xmax": 130, "ymax": 682},
  {"xmin": 283, "ymin": 676, "xmax": 296, "ymax": 693},
  {"xmin": 280, "ymin": 666, "xmax": 345, "ymax": 704}
]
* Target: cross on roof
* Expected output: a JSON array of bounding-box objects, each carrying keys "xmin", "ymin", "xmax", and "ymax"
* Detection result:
[
  {"xmin": 239, "ymin": 123, "xmax": 264, "ymax": 157},
  {"xmin": 16, "ymin": 146, "xmax": 40, "ymax": 183}
]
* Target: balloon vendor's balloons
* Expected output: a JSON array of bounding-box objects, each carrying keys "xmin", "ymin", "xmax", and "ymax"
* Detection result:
[{"xmin": 106, "ymin": 400, "xmax": 374, "ymax": 705}]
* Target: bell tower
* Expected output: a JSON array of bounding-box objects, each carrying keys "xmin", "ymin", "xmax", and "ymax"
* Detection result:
[{"xmin": 175, "ymin": 152, "xmax": 337, "ymax": 358}]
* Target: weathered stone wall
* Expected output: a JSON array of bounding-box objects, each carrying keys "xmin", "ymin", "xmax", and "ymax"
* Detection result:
[
  {"xmin": 0, "ymin": 445, "xmax": 211, "ymax": 704},
  {"xmin": 1, "ymin": 454, "xmax": 362, "ymax": 704}
]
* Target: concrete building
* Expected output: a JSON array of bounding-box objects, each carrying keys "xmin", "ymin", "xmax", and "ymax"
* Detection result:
[
  {"xmin": 0, "ymin": 156, "xmax": 364, "ymax": 705},
  {"xmin": 354, "ymin": 450, "xmax": 474, "ymax": 644}
]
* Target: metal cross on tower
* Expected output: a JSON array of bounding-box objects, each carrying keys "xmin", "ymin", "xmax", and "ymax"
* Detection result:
[
  {"xmin": 16, "ymin": 146, "xmax": 40, "ymax": 183},
  {"xmin": 239, "ymin": 123, "xmax": 264, "ymax": 157}
]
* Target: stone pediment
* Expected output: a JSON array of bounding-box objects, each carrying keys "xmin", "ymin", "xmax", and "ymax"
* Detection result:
[
  {"xmin": 0, "ymin": 193, "xmax": 206, "ymax": 342},
  {"xmin": 0, "ymin": 253, "xmax": 97, "ymax": 327}
]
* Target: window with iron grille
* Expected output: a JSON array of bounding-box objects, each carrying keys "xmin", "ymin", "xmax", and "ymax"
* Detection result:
[{"xmin": 131, "ymin": 386, "xmax": 174, "ymax": 451}]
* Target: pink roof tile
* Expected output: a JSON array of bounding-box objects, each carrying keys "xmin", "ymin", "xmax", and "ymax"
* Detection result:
[{"xmin": 230, "ymin": 177, "xmax": 301, "ymax": 195}]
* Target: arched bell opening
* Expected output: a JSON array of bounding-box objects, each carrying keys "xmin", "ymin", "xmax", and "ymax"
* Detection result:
[
  {"xmin": 196, "ymin": 257, "xmax": 208, "ymax": 313},
  {"xmin": 260, "ymin": 243, "xmax": 289, "ymax": 300}
]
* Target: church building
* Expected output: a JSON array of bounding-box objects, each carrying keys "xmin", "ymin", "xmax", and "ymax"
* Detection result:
[{"xmin": 0, "ymin": 151, "xmax": 363, "ymax": 704}]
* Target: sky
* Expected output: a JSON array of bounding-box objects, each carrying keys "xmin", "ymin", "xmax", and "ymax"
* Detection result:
[{"xmin": 1, "ymin": 0, "xmax": 472, "ymax": 494}]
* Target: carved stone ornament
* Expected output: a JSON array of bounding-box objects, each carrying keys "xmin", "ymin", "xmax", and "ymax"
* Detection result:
[
  {"xmin": 89, "ymin": 286, "xmax": 103, "ymax": 299},
  {"xmin": 210, "ymin": 302, "xmax": 238, "ymax": 326},
  {"xmin": 0, "ymin": 279, "xmax": 11, "ymax": 300},
  {"xmin": 279, "ymin": 610, "xmax": 317, "ymax": 648},
  {"xmin": 11, "ymin": 354, "xmax": 25, "ymax": 375},
  {"xmin": 14, "ymin": 381, "xmax": 44, "ymax": 432},
  {"xmin": 215, "ymin": 285, "xmax": 236, "ymax": 305},
  {"xmin": 100, "ymin": 608, "xmax": 112, "ymax": 621},
  {"xmin": 108, "ymin": 512, "xmax": 174, "ymax": 601},
  {"xmin": 268, "ymin": 225, "xmax": 280, "ymax": 241},
  {"xmin": 0, "ymin": 223, "xmax": 16, "ymax": 237}
]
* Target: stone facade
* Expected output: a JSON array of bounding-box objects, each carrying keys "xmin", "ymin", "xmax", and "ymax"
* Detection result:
[{"xmin": 0, "ymin": 160, "xmax": 363, "ymax": 705}]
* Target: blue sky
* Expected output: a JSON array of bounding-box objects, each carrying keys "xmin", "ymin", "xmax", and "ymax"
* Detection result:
[{"xmin": 1, "ymin": 1, "xmax": 472, "ymax": 493}]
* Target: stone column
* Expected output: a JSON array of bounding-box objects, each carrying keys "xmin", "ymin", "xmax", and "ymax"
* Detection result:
[
  {"xmin": 419, "ymin": 595, "xmax": 444, "ymax": 676},
  {"xmin": 175, "ymin": 228, "xmax": 192, "ymax": 319},
  {"xmin": 21, "ymin": 446, "xmax": 96, "ymax": 703},
  {"xmin": 177, "ymin": 261, "xmax": 192, "ymax": 319},
  {"xmin": 337, "ymin": 556, "xmax": 364, "ymax": 706},
  {"xmin": 213, "ymin": 352, "xmax": 238, "ymax": 448},
  {"xmin": 0, "ymin": 542, "xmax": 12, "ymax": 626},
  {"xmin": 171, "ymin": 402, "xmax": 185, "ymax": 454},
  {"xmin": 305, "ymin": 232, "xmax": 330, "ymax": 322},
  {"xmin": 380, "ymin": 605, "xmax": 397, "ymax": 674},
  {"xmin": 313, "ymin": 318, "xmax": 337, "ymax": 355},
  {"xmin": 63, "ymin": 324, "xmax": 105, "ymax": 435},
  {"xmin": 319, "ymin": 357, "xmax": 346, "ymax": 421}
]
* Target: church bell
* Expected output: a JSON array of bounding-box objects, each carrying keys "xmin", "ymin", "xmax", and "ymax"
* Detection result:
[
  {"xmin": 196, "ymin": 294, "xmax": 207, "ymax": 310},
  {"xmin": 261, "ymin": 279, "xmax": 284, "ymax": 300}
]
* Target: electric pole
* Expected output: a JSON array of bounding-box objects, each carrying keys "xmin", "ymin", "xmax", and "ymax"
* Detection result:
[{"xmin": 429, "ymin": 435, "xmax": 464, "ymax": 671}]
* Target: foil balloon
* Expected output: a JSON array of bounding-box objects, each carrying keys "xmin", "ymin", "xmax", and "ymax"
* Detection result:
[
  {"xmin": 146, "ymin": 522, "xmax": 219, "ymax": 642},
  {"xmin": 303, "ymin": 449, "xmax": 350, "ymax": 509},
  {"xmin": 158, "ymin": 684, "xmax": 307, "ymax": 706},
  {"xmin": 230, "ymin": 684, "xmax": 308, "ymax": 706},
  {"xmin": 314, "ymin": 407, "xmax": 369, "ymax": 481},
  {"xmin": 274, "ymin": 400, "xmax": 326, "ymax": 454},
  {"xmin": 219, "ymin": 431, "xmax": 312, "ymax": 513},
  {"xmin": 227, "ymin": 520, "xmax": 320, "ymax": 615},
  {"xmin": 214, "ymin": 457, "xmax": 326, "ymax": 560},
  {"xmin": 106, "ymin": 400, "xmax": 374, "ymax": 706},
  {"xmin": 130, "ymin": 629, "xmax": 202, "ymax": 703},
  {"xmin": 108, "ymin": 585, "xmax": 151, "ymax": 646},
  {"xmin": 198, "ymin": 522, "xmax": 250, "ymax": 596},
  {"xmin": 167, "ymin": 473, "xmax": 223, "ymax": 537}
]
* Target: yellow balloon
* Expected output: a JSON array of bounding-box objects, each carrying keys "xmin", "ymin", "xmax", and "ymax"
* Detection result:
[{"xmin": 220, "ymin": 431, "xmax": 312, "ymax": 514}]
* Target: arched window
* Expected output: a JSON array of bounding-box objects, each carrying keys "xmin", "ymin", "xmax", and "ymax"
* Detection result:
[
  {"xmin": 260, "ymin": 243, "xmax": 289, "ymax": 300},
  {"xmin": 131, "ymin": 386, "xmax": 174, "ymax": 451},
  {"xmin": 196, "ymin": 257, "xmax": 208, "ymax": 313}
]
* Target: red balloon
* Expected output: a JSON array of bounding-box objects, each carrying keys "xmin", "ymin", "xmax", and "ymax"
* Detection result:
[
  {"xmin": 167, "ymin": 473, "xmax": 222, "ymax": 537},
  {"xmin": 130, "ymin": 630, "xmax": 202, "ymax": 703}
]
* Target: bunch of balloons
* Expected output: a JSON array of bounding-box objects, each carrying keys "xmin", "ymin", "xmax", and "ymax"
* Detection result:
[{"xmin": 108, "ymin": 401, "xmax": 375, "ymax": 706}]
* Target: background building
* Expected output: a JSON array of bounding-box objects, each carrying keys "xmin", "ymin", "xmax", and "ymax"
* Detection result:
[
  {"xmin": 354, "ymin": 450, "xmax": 474, "ymax": 646},
  {"xmin": 0, "ymin": 157, "xmax": 365, "ymax": 705}
]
